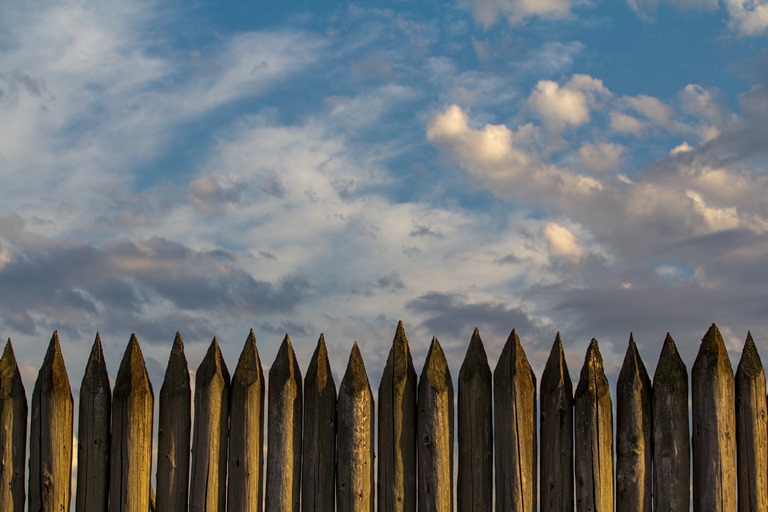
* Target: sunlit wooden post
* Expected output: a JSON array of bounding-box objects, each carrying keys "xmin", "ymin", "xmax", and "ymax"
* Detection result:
[{"xmin": 0, "ymin": 339, "xmax": 27, "ymax": 512}]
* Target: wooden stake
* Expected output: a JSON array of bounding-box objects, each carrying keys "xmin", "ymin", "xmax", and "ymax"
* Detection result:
[{"xmin": 0, "ymin": 339, "xmax": 27, "ymax": 512}]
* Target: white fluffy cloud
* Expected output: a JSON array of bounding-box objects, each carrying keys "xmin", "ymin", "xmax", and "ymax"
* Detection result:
[
  {"xmin": 465, "ymin": 0, "xmax": 575, "ymax": 26},
  {"xmin": 627, "ymin": 0, "xmax": 768, "ymax": 35},
  {"xmin": 527, "ymin": 74, "xmax": 610, "ymax": 131},
  {"xmin": 544, "ymin": 222, "xmax": 585, "ymax": 260},
  {"xmin": 579, "ymin": 142, "xmax": 625, "ymax": 172}
]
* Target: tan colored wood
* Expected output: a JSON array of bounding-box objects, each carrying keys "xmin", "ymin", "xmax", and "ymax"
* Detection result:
[{"xmin": 0, "ymin": 339, "xmax": 27, "ymax": 512}]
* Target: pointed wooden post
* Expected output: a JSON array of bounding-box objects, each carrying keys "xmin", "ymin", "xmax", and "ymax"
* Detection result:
[
  {"xmin": 76, "ymin": 334, "xmax": 111, "ymax": 512},
  {"xmin": 652, "ymin": 333, "xmax": 690, "ymax": 512},
  {"xmin": 494, "ymin": 329, "xmax": 537, "ymax": 512},
  {"xmin": 109, "ymin": 334, "xmax": 153, "ymax": 512},
  {"xmin": 692, "ymin": 323, "xmax": 736, "ymax": 511},
  {"xmin": 378, "ymin": 321, "xmax": 417, "ymax": 512},
  {"xmin": 574, "ymin": 338, "xmax": 613, "ymax": 512},
  {"xmin": 539, "ymin": 333, "xmax": 573, "ymax": 512},
  {"xmin": 29, "ymin": 331, "xmax": 73, "ymax": 512},
  {"xmin": 0, "ymin": 339, "xmax": 27, "ymax": 512},
  {"xmin": 616, "ymin": 334, "xmax": 652, "ymax": 511},
  {"xmin": 337, "ymin": 342, "xmax": 374, "ymax": 512},
  {"xmin": 418, "ymin": 337, "xmax": 454, "ymax": 512},
  {"xmin": 265, "ymin": 335, "xmax": 302, "ymax": 512},
  {"xmin": 156, "ymin": 333, "xmax": 191, "ymax": 512},
  {"xmin": 301, "ymin": 334, "xmax": 336, "ymax": 512},
  {"xmin": 190, "ymin": 337, "xmax": 230, "ymax": 512},
  {"xmin": 228, "ymin": 330, "xmax": 266, "ymax": 512},
  {"xmin": 457, "ymin": 328, "xmax": 492, "ymax": 512},
  {"xmin": 735, "ymin": 332, "xmax": 768, "ymax": 512}
]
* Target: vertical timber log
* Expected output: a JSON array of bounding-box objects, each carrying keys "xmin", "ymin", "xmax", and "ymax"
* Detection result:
[
  {"xmin": 652, "ymin": 334, "xmax": 690, "ymax": 511},
  {"xmin": 0, "ymin": 339, "xmax": 27, "ymax": 512},
  {"xmin": 616, "ymin": 334, "xmax": 652, "ymax": 512},
  {"xmin": 29, "ymin": 331, "xmax": 73, "ymax": 512},
  {"xmin": 228, "ymin": 330, "xmax": 266, "ymax": 512},
  {"xmin": 539, "ymin": 333, "xmax": 573, "ymax": 512},
  {"xmin": 265, "ymin": 335, "xmax": 302, "ymax": 512},
  {"xmin": 377, "ymin": 321, "xmax": 417, "ymax": 512},
  {"xmin": 418, "ymin": 337, "xmax": 454, "ymax": 512},
  {"xmin": 692, "ymin": 323, "xmax": 736, "ymax": 511},
  {"xmin": 75, "ymin": 334, "xmax": 111, "ymax": 512},
  {"xmin": 190, "ymin": 338, "xmax": 230, "ymax": 512},
  {"xmin": 337, "ymin": 342, "xmax": 374, "ymax": 512},
  {"xmin": 574, "ymin": 338, "xmax": 613, "ymax": 512},
  {"xmin": 457, "ymin": 328, "xmax": 492, "ymax": 512},
  {"xmin": 156, "ymin": 333, "xmax": 191, "ymax": 512},
  {"xmin": 109, "ymin": 334, "xmax": 154, "ymax": 512},
  {"xmin": 301, "ymin": 334, "xmax": 336, "ymax": 512},
  {"xmin": 494, "ymin": 329, "xmax": 537, "ymax": 512},
  {"xmin": 735, "ymin": 332, "xmax": 768, "ymax": 512}
]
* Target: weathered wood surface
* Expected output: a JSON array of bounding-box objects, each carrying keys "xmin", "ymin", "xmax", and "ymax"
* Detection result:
[
  {"xmin": 652, "ymin": 333, "xmax": 690, "ymax": 512},
  {"xmin": 539, "ymin": 333, "xmax": 573, "ymax": 512},
  {"xmin": 692, "ymin": 323, "xmax": 736, "ymax": 512},
  {"xmin": 0, "ymin": 339, "xmax": 27, "ymax": 512},
  {"xmin": 29, "ymin": 331, "xmax": 73, "ymax": 512},
  {"xmin": 494, "ymin": 329, "xmax": 536, "ymax": 512},
  {"xmin": 418, "ymin": 337, "xmax": 454, "ymax": 512},
  {"xmin": 377, "ymin": 321, "xmax": 417, "ymax": 512},
  {"xmin": 457, "ymin": 328, "xmax": 492, "ymax": 512},
  {"xmin": 574, "ymin": 338, "xmax": 613, "ymax": 512},
  {"xmin": 337, "ymin": 342, "xmax": 374, "ymax": 512},
  {"xmin": 190, "ymin": 337, "xmax": 230, "ymax": 512},
  {"xmin": 228, "ymin": 330, "xmax": 266, "ymax": 512},
  {"xmin": 75, "ymin": 334, "xmax": 111, "ymax": 512},
  {"xmin": 301, "ymin": 334, "xmax": 336, "ymax": 512},
  {"xmin": 616, "ymin": 334, "xmax": 652, "ymax": 512},
  {"xmin": 156, "ymin": 332, "xmax": 191, "ymax": 512},
  {"xmin": 265, "ymin": 335, "xmax": 302, "ymax": 512},
  {"xmin": 735, "ymin": 332, "xmax": 768, "ymax": 512}
]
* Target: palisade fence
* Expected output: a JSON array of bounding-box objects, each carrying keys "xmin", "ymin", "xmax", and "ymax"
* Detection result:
[{"xmin": 0, "ymin": 321, "xmax": 765, "ymax": 511}]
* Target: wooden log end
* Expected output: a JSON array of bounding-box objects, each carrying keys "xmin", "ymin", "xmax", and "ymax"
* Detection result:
[
  {"xmin": 81, "ymin": 333, "xmax": 111, "ymax": 394},
  {"xmin": 653, "ymin": 333, "xmax": 687, "ymax": 387},
  {"xmin": 270, "ymin": 334, "xmax": 302, "ymax": 384},
  {"xmin": 541, "ymin": 332, "xmax": 572, "ymax": 393},
  {"xmin": 306, "ymin": 333, "xmax": 333, "ymax": 391},
  {"xmin": 161, "ymin": 332, "xmax": 190, "ymax": 397},
  {"xmin": 33, "ymin": 330, "xmax": 72, "ymax": 398},
  {"xmin": 693, "ymin": 323, "xmax": 733, "ymax": 373},
  {"xmin": 421, "ymin": 337, "xmax": 452, "ymax": 392},
  {"xmin": 459, "ymin": 328, "xmax": 490, "ymax": 383},
  {"xmin": 0, "ymin": 338, "xmax": 26, "ymax": 399},
  {"xmin": 197, "ymin": 336, "xmax": 231, "ymax": 388},
  {"xmin": 736, "ymin": 331, "xmax": 764, "ymax": 381},
  {"xmin": 115, "ymin": 333, "xmax": 154, "ymax": 398},
  {"xmin": 575, "ymin": 338, "xmax": 609, "ymax": 399},
  {"xmin": 381, "ymin": 320, "xmax": 416, "ymax": 387},
  {"xmin": 618, "ymin": 333, "xmax": 651, "ymax": 389},
  {"xmin": 233, "ymin": 329, "xmax": 264, "ymax": 387},
  {"xmin": 341, "ymin": 341, "xmax": 371, "ymax": 394}
]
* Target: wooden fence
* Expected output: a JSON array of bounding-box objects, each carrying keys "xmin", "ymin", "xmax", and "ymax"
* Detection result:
[{"xmin": 0, "ymin": 322, "xmax": 765, "ymax": 511}]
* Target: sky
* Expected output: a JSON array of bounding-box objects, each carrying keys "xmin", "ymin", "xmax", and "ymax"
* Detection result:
[{"xmin": 1, "ymin": 0, "xmax": 768, "ymax": 410}]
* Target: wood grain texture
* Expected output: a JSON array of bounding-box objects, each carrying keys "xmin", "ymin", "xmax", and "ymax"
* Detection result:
[{"xmin": 0, "ymin": 339, "xmax": 27, "ymax": 512}]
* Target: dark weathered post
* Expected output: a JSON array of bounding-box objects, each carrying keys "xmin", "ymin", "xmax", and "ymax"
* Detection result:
[
  {"xmin": 301, "ymin": 334, "xmax": 336, "ymax": 512},
  {"xmin": 76, "ymin": 334, "xmax": 111, "ymax": 512},
  {"xmin": 337, "ymin": 342, "xmax": 374, "ymax": 512},
  {"xmin": 29, "ymin": 331, "xmax": 73, "ymax": 512},
  {"xmin": 265, "ymin": 335, "xmax": 302, "ymax": 512},
  {"xmin": 539, "ymin": 333, "xmax": 573, "ymax": 512},
  {"xmin": 156, "ymin": 333, "xmax": 191, "ymax": 512},
  {"xmin": 228, "ymin": 330, "xmax": 266, "ymax": 512},
  {"xmin": 652, "ymin": 333, "xmax": 690, "ymax": 511},
  {"xmin": 735, "ymin": 332, "xmax": 768, "ymax": 512},
  {"xmin": 418, "ymin": 337, "xmax": 454, "ymax": 512},
  {"xmin": 190, "ymin": 337, "xmax": 230, "ymax": 512},
  {"xmin": 616, "ymin": 334, "xmax": 652, "ymax": 512},
  {"xmin": 494, "ymin": 329, "xmax": 536, "ymax": 512},
  {"xmin": 574, "ymin": 338, "xmax": 613, "ymax": 512},
  {"xmin": 692, "ymin": 323, "xmax": 736, "ymax": 511},
  {"xmin": 0, "ymin": 339, "xmax": 27, "ymax": 512},
  {"xmin": 457, "ymin": 328, "xmax": 492, "ymax": 512},
  {"xmin": 109, "ymin": 334, "xmax": 154, "ymax": 512},
  {"xmin": 378, "ymin": 321, "xmax": 417, "ymax": 512}
]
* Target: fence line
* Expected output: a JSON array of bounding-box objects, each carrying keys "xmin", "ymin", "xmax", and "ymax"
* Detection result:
[{"xmin": 0, "ymin": 322, "xmax": 765, "ymax": 511}]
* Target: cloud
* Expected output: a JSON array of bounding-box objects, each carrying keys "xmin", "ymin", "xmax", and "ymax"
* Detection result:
[
  {"xmin": 464, "ymin": 0, "xmax": 576, "ymax": 26},
  {"xmin": 543, "ymin": 222, "xmax": 585, "ymax": 260},
  {"xmin": 626, "ymin": 0, "xmax": 768, "ymax": 36},
  {"xmin": 579, "ymin": 142, "xmax": 625, "ymax": 172},
  {"xmin": 527, "ymin": 74, "xmax": 610, "ymax": 131},
  {"xmin": 189, "ymin": 176, "xmax": 245, "ymax": 213},
  {"xmin": 626, "ymin": 0, "xmax": 718, "ymax": 21}
]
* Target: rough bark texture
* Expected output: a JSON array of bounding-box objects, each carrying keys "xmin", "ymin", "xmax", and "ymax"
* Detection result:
[
  {"xmin": 377, "ymin": 321, "xmax": 417, "ymax": 512},
  {"xmin": 301, "ymin": 334, "xmax": 336, "ymax": 512},
  {"xmin": 735, "ymin": 332, "xmax": 768, "ymax": 512},
  {"xmin": 616, "ymin": 335, "xmax": 652, "ymax": 512},
  {"xmin": 692, "ymin": 324, "xmax": 736, "ymax": 512},
  {"xmin": 76, "ymin": 334, "xmax": 111, "ymax": 512},
  {"xmin": 29, "ymin": 331, "xmax": 73, "ymax": 512},
  {"xmin": 652, "ymin": 333, "xmax": 690, "ymax": 512},
  {"xmin": 540, "ymin": 333, "xmax": 573, "ymax": 512},
  {"xmin": 337, "ymin": 342, "xmax": 374, "ymax": 512},
  {"xmin": 0, "ymin": 339, "xmax": 27, "ymax": 512},
  {"xmin": 494, "ymin": 329, "xmax": 537, "ymax": 512},
  {"xmin": 574, "ymin": 338, "xmax": 613, "ymax": 512},
  {"xmin": 228, "ymin": 330, "xmax": 265, "ymax": 512},
  {"xmin": 457, "ymin": 328, "xmax": 492, "ymax": 512},
  {"xmin": 265, "ymin": 335, "xmax": 302, "ymax": 512},
  {"xmin": 156, "ymin": 333, "xmax": 191, "ymax": 512}
]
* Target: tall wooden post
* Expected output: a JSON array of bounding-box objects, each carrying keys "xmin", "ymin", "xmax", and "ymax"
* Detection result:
[{"xmin": 0, "ymin": 339, "xmax": 27, "ymax": 512}]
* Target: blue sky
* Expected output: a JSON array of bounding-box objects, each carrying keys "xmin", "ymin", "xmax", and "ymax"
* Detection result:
[{"xmin": 2, "ymin": 0, "xmax": 768, "ymax": 401}]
